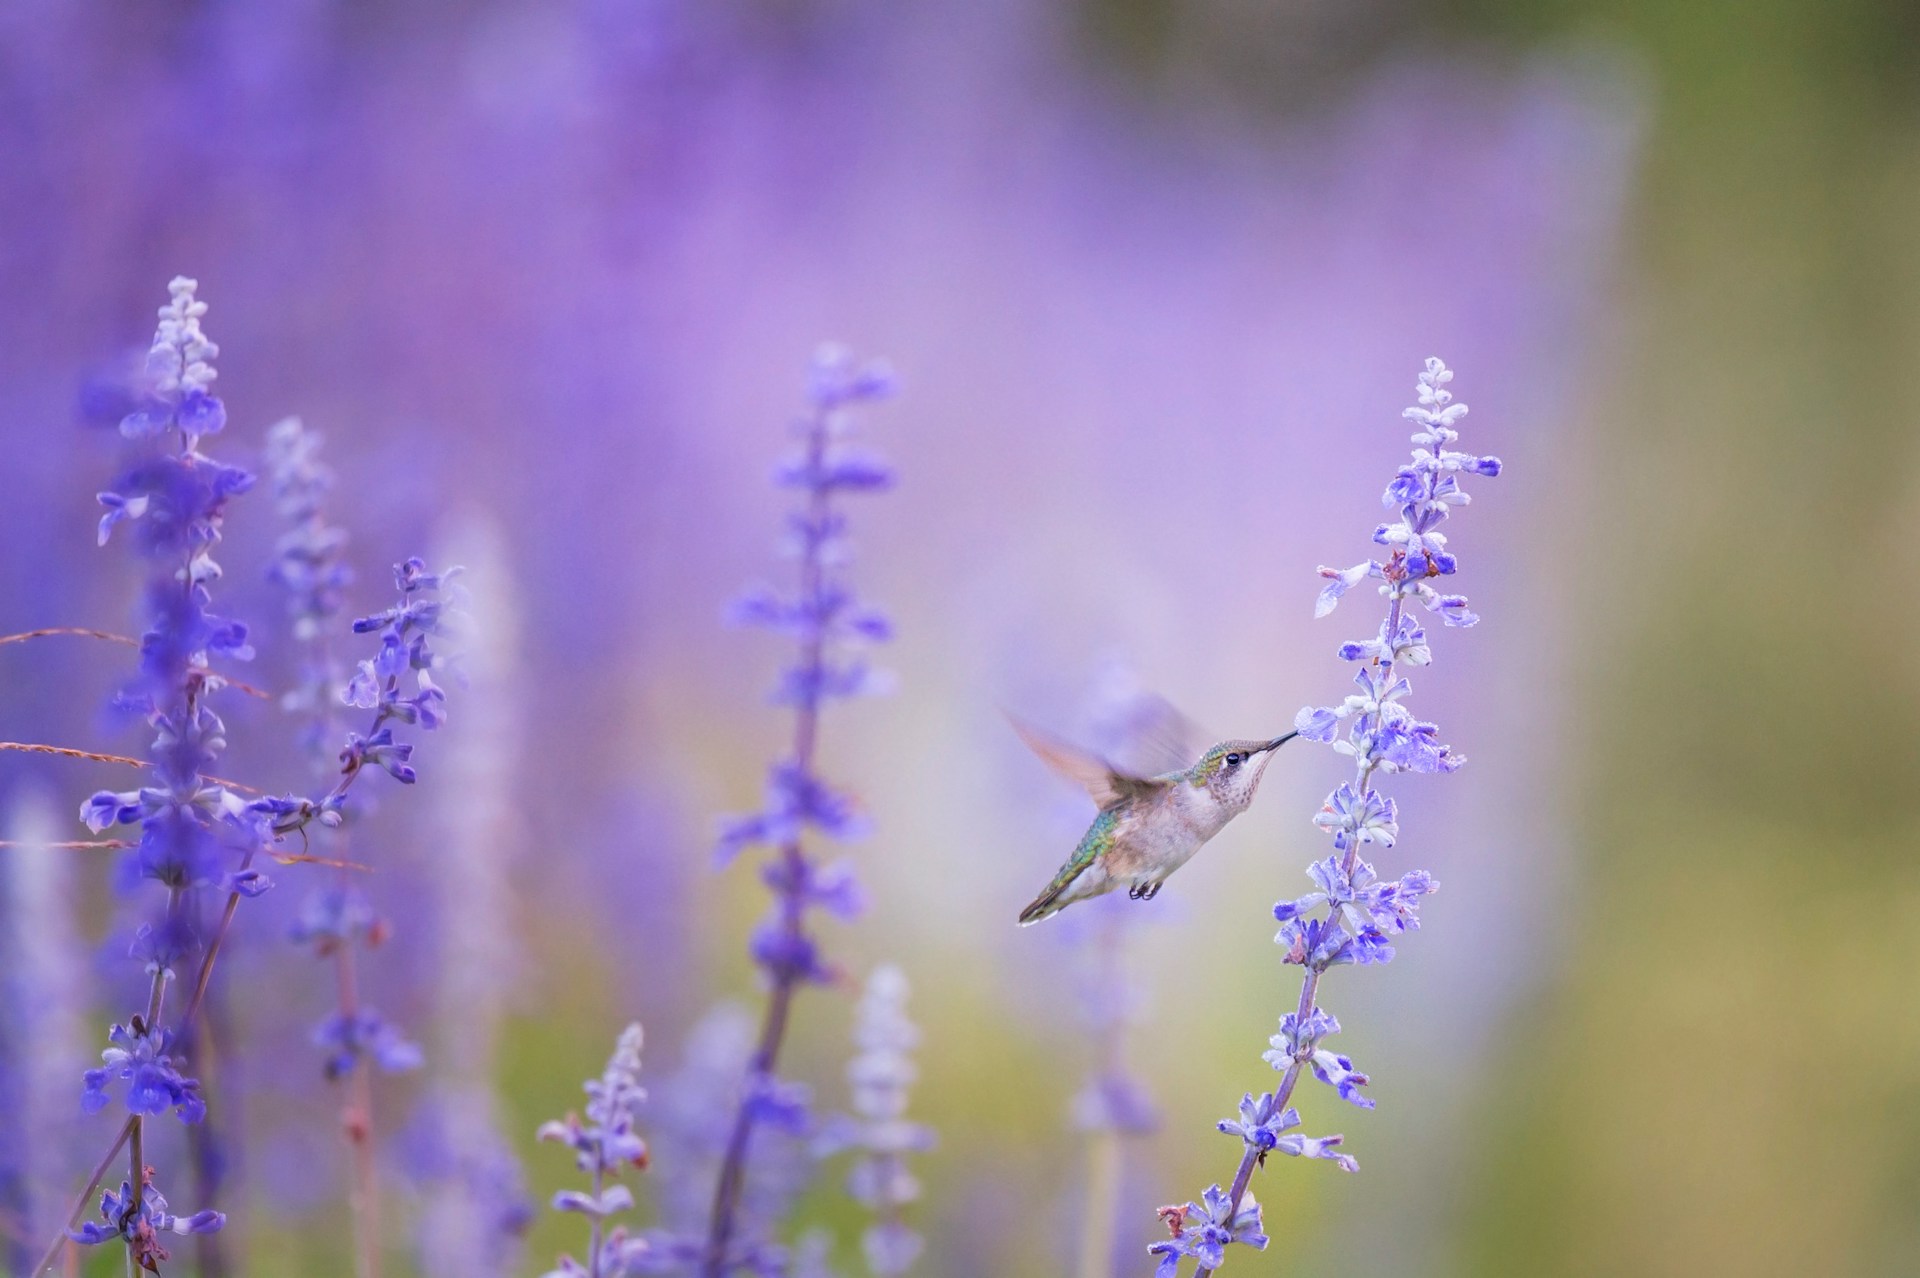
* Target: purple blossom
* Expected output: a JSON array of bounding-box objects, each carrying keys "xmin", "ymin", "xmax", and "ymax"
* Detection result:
[
  {"xmin": 1166, "ymin": 359, "xmax": 1499, "ymax": 1277},
  {"xmin": 312, "ymin": 1009, "xmax": 423, "ymax": 1079},
  {"xmin": 116, "ymin": 279, "xmax": 224, "ymax": 442},
  {"xmin": 1215, "ymin": 1093, "xmax": 1299, "ymax": 1157},
  {"xmin": 539, "ymin": 1024, "xmax": 651, "ymax": 1278},
  {"xmin": 253, "ymin": 555, "xmax": 462, "ymax": 839},
  {"xmin": 1261, "ymin": 1010, "xmax": 1372, "ymax": 1110},
  {"xmin": 80, "ymin": 1017, "xmax": 205, "ymax": 1123},
  {"xmin": 1272, "ymin": 1131, "xmax": 1359, "ymax": 1173},
  {"xmin": 68, "ymin": 1171, "xmax": 223, "ymax": 1267},
  {"xmin": 541, "ymin": 1024, "xmax": 651, "ymax": 1177},
  {"xmin": 637, "ymin": 1006, "xmax": 815, "ymax": 1275},
  {"xmin": 75, "ymin": 279, "xmax": 263, "ymax": 1267},
  {"xmin": 1272, "ymin": 856, "xmax": 1436, "ymax": 944},
  {"xmin": 1147, "ymin": 1186, "xmax": 1268, "ymax": 1276},
  {"xmin": 1272, "ymin": 916, "xmax": 1354, "ymax": 969}
]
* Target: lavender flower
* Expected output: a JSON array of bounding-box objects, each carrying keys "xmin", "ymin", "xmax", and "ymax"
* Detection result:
[
  {"xmin": 75, "ymin": 277, "xmax": 260, "ymax": 1267},
  {"xmin": 1146, "ymin": 1187, "xmax": 1268, "ymax": 1277},
  {"xmin": 253, "ymin": 554, "xmax": 459, "ymax": 842},
  {"xmin": 69, "ymin": 1169, "xmax": 224, "ymax": 1268},
  {"xmin": 699, "ymin": 346, "xmax": 897, "ymax": 1276},
  {"xmin": 817, "ymin": 966, "xmax": 934, "ymax": 1276},
  {"xmin": 539, "ymin": 1023, "xmax": 652, "ymax": 1278},
  {"xmin": 117, "ymin": 277, "xmax": 226, "ymax": 442},
  {"xmin": 1164, "ymin": 359, "xmax": 1501, "ymax": 1277}
]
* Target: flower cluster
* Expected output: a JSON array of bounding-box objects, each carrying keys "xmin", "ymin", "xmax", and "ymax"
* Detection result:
[
  {"xmin": 80, "ymin": 1016, "xmax": 205, "ymax": 1122},
  {"xmin": 1213, "ymin": 1093, "xmax": 1354, "ymax": 1171},
  {"xmin": 1147, "ymin": 1187, "xmax": 1268, "ymax": 1277},
  {"xmin": 818, "ymin": 966, "xmax": 934, "ymax": 1276},
  {"xmin": 539, "ymin": 1023, "xmax": 653, "ymax": 1278},
  {"xmin": 69, "ymin": 1168, "xmax": 224, "ymax": 1269},
  {"xmin": 116, "ymin": 276, "xmax": 227, "ymax": 444},
  {"xmin": 694, "ymin": 347, "xmax": 898, "ymax": 1274},
  {"xmin": 1162, "ymin": 358, "xmax": 1500, "ymax": 1277},
  {"xmin": 254, "ymin": 555, "xmax": 459, "ymax": 841}
]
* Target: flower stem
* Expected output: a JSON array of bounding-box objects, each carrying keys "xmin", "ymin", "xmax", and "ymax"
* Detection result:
[
  {"xmin": 1076, "ymin": 1131, "xmax": 1121, "ymax": 1278},
  {"xmin": 334, "ymin": 924, "xmax": 382, "ymax": 1278},
  {"xmin": 701, "ymin": 897, "xmax": 805, "ymax": 1276},
  {"xmin": 587, "ymin": 1165, "xmax": 605, "ymax": 1278}
]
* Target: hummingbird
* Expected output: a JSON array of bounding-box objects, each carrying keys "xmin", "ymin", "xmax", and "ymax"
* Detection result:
[{"xmin": 1014, "ymin": 720, "xmax": 1298, "ymax": 925}]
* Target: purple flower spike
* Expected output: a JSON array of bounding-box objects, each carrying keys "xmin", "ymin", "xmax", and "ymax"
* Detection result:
[
  {"xmin": 537, "ymin": 1023, "xmax": 651, "ymax": 1277},
  {"xmin": 79, "ymin": 278, "xmax": 265, "ymax": 1267},
  {"xmin": 1165, "ymin": 359, "xmax": 1499, "ymax": 1276},
  {"xmin": 700, "ymin": 348, "xmax": 900, "ymax": 1270}
]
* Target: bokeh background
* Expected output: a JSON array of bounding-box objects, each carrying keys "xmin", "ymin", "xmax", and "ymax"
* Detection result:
[{"xmin": 0, "ymin": 1, "xmax": 1914, "ymax": 1275}]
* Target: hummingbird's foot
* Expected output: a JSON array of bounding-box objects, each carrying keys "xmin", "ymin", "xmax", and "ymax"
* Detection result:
[{"xmin": 1129, "ymin": 881, "xmax": 1163, "ymax": 901}]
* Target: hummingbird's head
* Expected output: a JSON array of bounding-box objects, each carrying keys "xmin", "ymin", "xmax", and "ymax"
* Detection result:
[{"xmin": 1189, "ymin": 733, "xmax": 1297, "ymax": 812}]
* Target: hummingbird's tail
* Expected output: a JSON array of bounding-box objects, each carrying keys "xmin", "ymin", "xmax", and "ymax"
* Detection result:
[{"xmin": 1019, "ymin": 858, "xmax": 1095, "ymax": 925}]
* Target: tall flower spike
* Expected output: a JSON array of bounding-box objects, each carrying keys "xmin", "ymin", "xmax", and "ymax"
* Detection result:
[
  {"xmin": 73, "ymin": 276, "xmax": 257, "ymax": 1272},
  {"xmin": 698, "ymin": 346, "xmax": 898, "ymax": 1278},
  {"xmin": 817, "ymin": 966, "xmax": 935, "ymax": 1276},
  {"xmin": 1163, "ymin": 358, "xmax": 1500, "ymax": 1277},
  {"xmin": 538, "ymin": 1023, "xmax": 652, "ymax": 1278}
]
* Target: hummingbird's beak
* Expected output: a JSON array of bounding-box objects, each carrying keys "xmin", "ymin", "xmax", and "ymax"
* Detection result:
[{"xmin": 1259, "ymin": 732, "xmax": 1298, "ymax": 753}]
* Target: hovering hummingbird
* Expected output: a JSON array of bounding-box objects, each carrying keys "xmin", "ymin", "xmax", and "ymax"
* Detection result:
[{"xmin": 1014, "ymin": 720, "xmax": 1298, "ymax": 925}]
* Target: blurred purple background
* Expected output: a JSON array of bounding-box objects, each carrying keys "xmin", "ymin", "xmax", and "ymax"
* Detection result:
[{"xmin": 0, "ymin": 2, "xmax": 1644, "ymax": 1274}]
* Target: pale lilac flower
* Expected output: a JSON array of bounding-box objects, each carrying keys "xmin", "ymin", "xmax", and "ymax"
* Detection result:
[
  {"xmin": 1166, "ymin": 359, "xmax": 1500, "ymax": 1277},
  {"xmin": 817, "ymin": 967, "xmax": 934, "ymax": 1276},
  {"xmin": 539, "ymin": 1024, "xmax": 651, "ymax": 1278}
]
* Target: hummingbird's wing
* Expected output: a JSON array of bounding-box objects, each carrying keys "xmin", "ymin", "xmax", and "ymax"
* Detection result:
[
  {"xmin": 1008, "ymin": 716, "xmax": 1169, "ymax": 809},
  {"xmin": 1101, "ymin": 692, "xmax": 1203, "ymax": 779}
]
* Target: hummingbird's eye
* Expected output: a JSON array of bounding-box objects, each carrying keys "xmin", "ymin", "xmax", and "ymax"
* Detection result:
[{"xmin": 1225, "ymin": 752, "xmax": 1244, "ymax": 767}]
